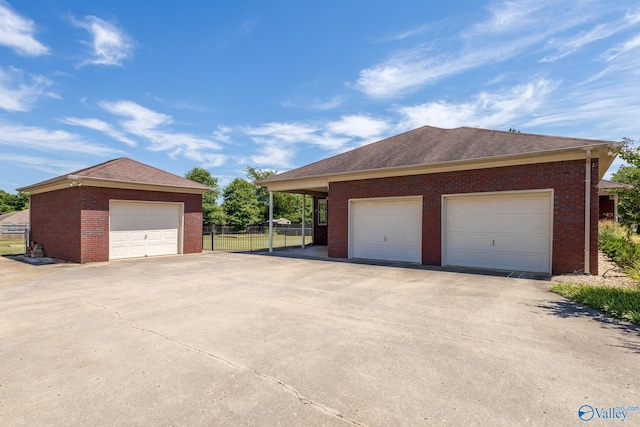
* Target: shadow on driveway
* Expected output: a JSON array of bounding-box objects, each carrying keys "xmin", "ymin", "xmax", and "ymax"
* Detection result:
[{"xmin": 536, "ymin": 298, "xmax": 640, "ymax": 354}]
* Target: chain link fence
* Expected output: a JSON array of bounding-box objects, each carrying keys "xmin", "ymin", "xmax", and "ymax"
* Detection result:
[{"xmin": 0, "ymin": 224, "xmax": 28, "ymax": 255}]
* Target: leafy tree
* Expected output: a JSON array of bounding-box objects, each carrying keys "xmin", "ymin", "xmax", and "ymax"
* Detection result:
[
  {"xmin": 185, "ymin": 167, "xmax": 225, "ymax": 225},
  {"xmin": 245, "ymin": 167, "xmax": 312, "ymax": 223},
  {"xmin": 611, "ymin": 137, "xmax": 640, "ymax": 229},
  {"xmin": 0, "ymin": 191, "xmax": 29, "ymax": 213},
  {"xmin": 222, "ymin": 178, "xmax": 260, "ymax": 230}
]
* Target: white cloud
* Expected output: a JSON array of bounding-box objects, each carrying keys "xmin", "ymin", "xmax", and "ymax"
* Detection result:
[
  {"xmin": 0, "ymin": 153, "xmax": 86, "ymax": 175},
  {"xmin": 243, "ymin": 116, "xmax": 390, "ymax": 169},
  {"xmin": 541, "ymin": 12, "xmax": 640, "ymax": 62},
  {"xmin": 98, "ymin": 100, "xmax": 226, "ymax": 167},
  {"xmin": 353, "ymin": 0, "xmax": 607, "ymax": 99},
  {"xmin": 72, "ymin": 15, "xmax": 133, "ymax": 66},
  {"xmin": 397, "ymin": 78, "xmax": 558, "ymax": 130},
  {"xmin": 0, "ymin": 66, "xmax": 55, "ymax": 112},
  {"xmin": 601, "ymin": 33, "xmax": 640, "ymax": 62},
  {"xmin": 282, "ymin": 94, "xmax": 346, "ymax": 110},
  {"xmin": 61, "ymin": 116, "xmax": 137, "ymax": 147},
  {"xmin": 0, "ymin": 120, "xmax": 122, "ymax": 156},
  {"xmin": 326, "ymin": 115, "xmax": 389, "ymax": 140},
  {"xmin": 249, "ymin": 141, "xmax": 296, "ymax": 169},
  {"xmin": 0, "ymin": 1, "xmax": 48, "ymax": 56}
]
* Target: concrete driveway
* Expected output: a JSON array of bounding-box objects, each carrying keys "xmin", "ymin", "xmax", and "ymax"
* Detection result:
[{"xmin": 1, "ymin": 253, "xmax": 639, "ymax": 426}]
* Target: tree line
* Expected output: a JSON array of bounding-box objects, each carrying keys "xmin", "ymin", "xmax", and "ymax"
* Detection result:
[{"xmin": 185, "ymin": 166, "xmax": 312, "ymax": 230}]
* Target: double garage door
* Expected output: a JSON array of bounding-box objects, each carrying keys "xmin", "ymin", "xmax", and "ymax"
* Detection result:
[
  {"xmin": 349, "ymin": 192, "xmax": 552, "ymax": 273},
  {"xmin": 109, "ymin": 201, "xmax": 182, "ymax": 260}
]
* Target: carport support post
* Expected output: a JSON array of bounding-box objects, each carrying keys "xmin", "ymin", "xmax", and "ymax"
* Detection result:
[
  {"xmin": 269, "ymin": 191, "xmax": 274, "ymax": 252},
  {"xmin": 301, "ymin": 194, "xmax": 306, "ymax": 249}
]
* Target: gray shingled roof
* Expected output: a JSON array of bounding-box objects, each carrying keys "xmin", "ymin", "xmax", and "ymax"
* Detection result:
[
  {"xmin": 259, "ymin": 126, "xmax": 615, "ymax": 183},
  {"xmin": 18, "ymin": 158, "xmax": 210, "ymax": 192},
  {"xmin": 598, "ymin": 179, "xmax": 632, "ymax": 190}
]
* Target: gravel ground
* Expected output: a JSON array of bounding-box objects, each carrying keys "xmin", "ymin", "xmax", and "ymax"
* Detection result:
[{"xmin": 551, "ymin": 251, "xmax": 638, "ymax": 288}]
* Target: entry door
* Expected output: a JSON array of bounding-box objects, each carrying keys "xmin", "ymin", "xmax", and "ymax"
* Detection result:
[
  {"xmin": 109, "ymin": 201, "xmax": 182, "ymax": 260},
  {"xmin": 350, "ymin": 197, "xmax": 422, "ymax": 263},
  {"xmin": 444, "ymin": 192, "xmax": 552, "ymax": 273}
]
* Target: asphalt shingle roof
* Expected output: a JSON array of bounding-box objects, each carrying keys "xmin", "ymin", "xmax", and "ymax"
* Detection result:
[
  {"xmin": 259, "ymin": 125, "xmax": 615, "ymax": 183},
  {"xmin": 18, "ymin": 158, "xmax": 210, "ymax": 192}
]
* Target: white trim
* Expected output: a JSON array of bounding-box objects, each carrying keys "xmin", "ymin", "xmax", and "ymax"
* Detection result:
[
  {"xmin": 348, "ymin": 195, "xmax": 423, "ymax": 262},
  {"xmin": 108, "ymin": 200, "xmax": 184, "ymax": 259},
  {"xmin": 441, "ymin": 189, "xmax": 554, "ymax": 273}
]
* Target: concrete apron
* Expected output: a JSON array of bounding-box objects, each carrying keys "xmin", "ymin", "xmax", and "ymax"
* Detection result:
[{"xmin": 0, "ymin": 252, "xmax": 638, "ymax": 426}]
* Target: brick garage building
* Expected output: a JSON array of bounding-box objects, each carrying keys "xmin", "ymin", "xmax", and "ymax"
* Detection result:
[
  {"xmin": 258, "ymin": 126, "xmax": 621, "ymax": 275},
  {"xmin": 17, "ymin": 158, "xmax": 210, "ymax": 263}
]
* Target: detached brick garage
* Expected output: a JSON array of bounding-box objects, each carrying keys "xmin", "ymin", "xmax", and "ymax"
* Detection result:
[
  {"xmin": 17, "ymin": 158, "xmax": 210, "ymax": 263},
  {"xmin": 258, "ymin": 126, "xmax": 622, "ymax": 275}
]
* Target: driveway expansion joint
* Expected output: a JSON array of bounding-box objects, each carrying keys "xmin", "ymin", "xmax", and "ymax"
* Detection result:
[{"xmin": 83, "ymin": 300, "xmax": 367, "ymax": 427}]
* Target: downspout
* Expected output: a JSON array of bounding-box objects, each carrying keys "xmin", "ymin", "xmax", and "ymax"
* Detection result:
[
  {"xmin": 584, "ymin": 149, "xmax": 591, "ymax": 274},
  {"xmin": 269, "ymin": 191, "xmax": 273, "ymax": 253}
]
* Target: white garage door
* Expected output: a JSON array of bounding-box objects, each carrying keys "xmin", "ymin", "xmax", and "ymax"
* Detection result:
[
  {"xmin": 444, "ymin": 192, "xmax": 552, "ymax": 273},
  {"xmin": 110, "ymin": 201, "xmax": 182, "ymax": 260},
  {"xmin": 350, "ymin": 197, "xmax": 422, "ymax": 263}
]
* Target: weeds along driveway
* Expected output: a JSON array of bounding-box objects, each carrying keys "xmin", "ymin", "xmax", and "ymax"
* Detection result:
[{"xmin": 1, "ymin": 253, "xmax": 639, "ymax": 426}]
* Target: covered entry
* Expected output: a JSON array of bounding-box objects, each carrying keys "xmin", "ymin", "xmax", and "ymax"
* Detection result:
[
  {"xmin": 443, "ymin": 191, "xmax": 552, "ymax": 273},
  {"xmin": 109, "ymin": 201, "xmax": 183, "ymax": 260},
  {"xmin": 349, "ymin": 197, "xmax": 422, "ymax": 263}
]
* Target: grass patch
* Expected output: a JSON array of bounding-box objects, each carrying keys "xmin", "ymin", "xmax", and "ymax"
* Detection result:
[
  {"xmin": 0, "ymin": 238, "xmax": 26, "ymax": 255},
  {"xmin": 550, "ymin": 283, "xmax": 640, "ymax": 326}
]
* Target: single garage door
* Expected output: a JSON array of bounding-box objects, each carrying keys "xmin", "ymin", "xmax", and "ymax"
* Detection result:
[
  {"xmin": 350, "ymin": 197, "xmax": 422, "ymax": 263},
  {"xmin": 109, "ymin": 201, "xmax": 182, "ymax": 260},
  {"xmin": 444, "ymin": 191, "xmax": 552, "ymax": 273}
]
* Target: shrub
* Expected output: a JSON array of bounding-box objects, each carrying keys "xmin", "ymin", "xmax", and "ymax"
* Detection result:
[
  {"xmin": 551, "ymin": 284, "xmax": 640, "ymax": 326},
  {"xmin": 598, "ymin": 220, "xmax": 640, "ymax": 269}
]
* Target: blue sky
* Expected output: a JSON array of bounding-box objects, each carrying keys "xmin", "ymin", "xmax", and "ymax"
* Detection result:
[{"xmin": 1, "ymin": 0, "xmax": 639, "ymax": 193}]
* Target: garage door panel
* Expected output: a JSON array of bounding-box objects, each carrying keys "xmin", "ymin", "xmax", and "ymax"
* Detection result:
[
  {"xmin": 445, "ymin": 193, "xmax": 551, "ymax": 273},
  {"xmin": 109, "ymin": 202, "xmax": 181, "ymax": 260},
  {"xmin": 351, "ymin": 198, "xmax": 422, "ymax": 263}
]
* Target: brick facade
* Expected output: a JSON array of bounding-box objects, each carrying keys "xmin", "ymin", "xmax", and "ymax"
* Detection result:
[
  {"xmin": 599, "ymin": 195, "xmax": 615, "ymax": 220},
  {"xmin": 328, "ymin": 159, "xmax": 599, "ymax": 275},
  {"xmin": 30, "ymin": 186, "xmax": 202, "ymax": 263}
]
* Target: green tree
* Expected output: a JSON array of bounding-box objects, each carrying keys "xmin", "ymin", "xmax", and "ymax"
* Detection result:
[
  {"xmin": 222, "ymin": 178, "xmax": 260, "ymax": 230},
  {"xmin": 185, "ymin": 167, "xmax": 225, "ymax": 225},
  {"xmin": 244, "ymin": 167, "xmax": 312, "ymax": 223},
  {"xmin": 611, "ymin": 137, "xmax": 640, "ymax": 229},
  {"xmin": 0, "ymin": 191, "xmax": 29, "ymax": 213}
]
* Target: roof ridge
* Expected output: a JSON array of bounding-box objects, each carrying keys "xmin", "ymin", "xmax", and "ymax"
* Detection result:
[{"xmin": 70, "ymin": 157, "xmax": 126, "ymax": 176}]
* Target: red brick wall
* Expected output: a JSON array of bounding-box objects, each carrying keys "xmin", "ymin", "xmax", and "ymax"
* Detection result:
[
  {"xmin": 30, "ymin": 187, "xmax": 82, "ymax": 262},
  {"xmin": 328, "ymin": 159, "xmax": 599, "ymax": 275},
  {"xmin": 599, "ymin": 195, "xmax": 614, "ymax": 220},
  {"xmin": 30, "ymin": 186, "xmax": 203, "ymax": 263}
]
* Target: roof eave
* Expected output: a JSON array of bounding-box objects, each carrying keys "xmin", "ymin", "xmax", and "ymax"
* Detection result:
[{"xmin": 18, "ymin": 175, "xmax": 210, "ymax": 195}]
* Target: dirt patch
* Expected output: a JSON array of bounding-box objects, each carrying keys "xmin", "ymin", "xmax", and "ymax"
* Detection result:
[{"xmin": 551, "ymin": 251, "xmax": 638, "ymax": 288}]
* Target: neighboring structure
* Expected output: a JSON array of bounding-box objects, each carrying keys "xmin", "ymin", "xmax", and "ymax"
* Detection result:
[
  {"xmin": 258, "ymin": 125, "xmax": 621, "ymax": 275},
  {"xmin": 598, "ymin": 179, "xmax": 632, "ymax": 221},
  {"xmin": 0, "ymin": 209, "xmax": 29, "ymax": 238},
  {"xmin": 17, "ymin": 158, "xmax": 210, "ymax": 263}
]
